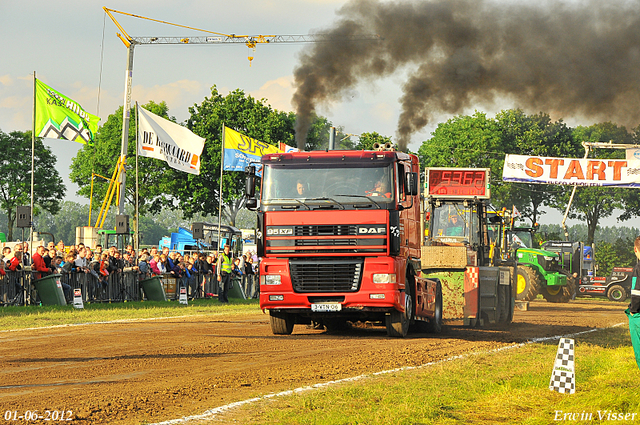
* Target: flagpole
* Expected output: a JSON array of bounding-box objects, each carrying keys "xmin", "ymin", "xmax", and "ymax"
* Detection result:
[
  {"xmin": 30, "ymin": 72, "xmax": 35, "ymax": 266},
  {"xmin": 134, "ymin": 102, "xmax": 139, "ymax": 252},
  {"xmin": 218, "ymin": 124, "xmax": 224, "ymax": 251}
]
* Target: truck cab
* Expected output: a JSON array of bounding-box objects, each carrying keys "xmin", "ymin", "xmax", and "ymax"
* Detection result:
[{"xmin": 246, "ymin": 148, "xmax": 441, "ymax": 337}]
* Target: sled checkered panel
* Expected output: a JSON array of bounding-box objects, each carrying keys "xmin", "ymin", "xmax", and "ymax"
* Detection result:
[{"xmin": 549, "ymin": 338, "xmax": 575, "ymax": 394}]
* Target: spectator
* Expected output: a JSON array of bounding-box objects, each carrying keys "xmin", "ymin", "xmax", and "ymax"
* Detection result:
[
  {"xmin": 61, "ymin": 253, "xmax": 77, "ymax": 274},
  {"xmin": 197, "ymin": 253, "xmax": 212, "ymax": 296},
  {"xmin": 4, "ymin": 247, "xmax": 20, "ymax": 272},
  {"xmin": 243, "ymin": 254, "xmax": 255, "ymax": 297},
  {"xmin": 98, "ymin": 252, "xmax": 110, "ymax": 294},
  {"xmin": 149, "ymin": 254, "xmax": 161, "ymax": 275},
  {"xmin": 32, "ymin": 245, "xmax": 51, "ymax": 279},
  {"xmin": 110, "ymin": 251, "xmax": 124, "ymax": 275},
  {"xmin": 42, "ymin": 247, "xmax": 53, "ymax": 270},
  {"xmin": 86, "ymin": 252, "xmax": 102, "ymax": 294},
  {"xmin": 22, "ymin": 242, "xmax": 31, "ymax": 266},
  {"xmin": 158, "ymin": 254, "xmax": 169, "ymax": 274},
  {"xmin": 56, "ymin": 240, "xmax": 65, "ymax": 254},
  {"xmin": 216, "ymin": 244, "xmax": 234, "ymax": 303},
  {"xmin": 185, "ymin": 257, "xmax": 198, "ymax": 297},
  {"xmin": 168, "ymin": 252, "xmax": 178, "ymax": 270},
  {"xmin": 50, "ymin": 255, "xmax": 61, "ymax": 273},
  {"xmin": 74, "ymin": 246, "xmax": 89, "ymax": 273},
  {"xmin": 95, "ymin": 244, "xmax": 103, "ymax": 256},
  {"xmin": 138, "ymin": 253, "xmax": 150, "ymax": 280}
]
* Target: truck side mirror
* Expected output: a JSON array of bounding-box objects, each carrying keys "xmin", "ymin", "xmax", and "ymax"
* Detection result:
[
  {"xmin": 245, "ymin": 166, "xmax": 256, "ymax": 198},
  {"xmin": 246, "ymin": 198, "xmax": 258, "ymax": 210},
  {"xmin": 405, "ymin": 172, "xmax": 418, "ymax": 196}
]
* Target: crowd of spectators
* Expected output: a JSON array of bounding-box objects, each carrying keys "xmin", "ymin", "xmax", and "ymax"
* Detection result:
[{"xmin": 1, "ymin": 240, "xmax": 259, "ymax": 304}]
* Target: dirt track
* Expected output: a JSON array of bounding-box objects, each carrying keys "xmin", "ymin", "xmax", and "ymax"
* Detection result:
[{"xmin": 0, "ymin": 299, "xmax": 629, "ymax": 424}]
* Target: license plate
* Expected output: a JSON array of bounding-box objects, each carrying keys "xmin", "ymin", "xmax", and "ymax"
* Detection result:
[{"xmin": 311, "ymin": 303, "xmax": 342, "ymax": 312}]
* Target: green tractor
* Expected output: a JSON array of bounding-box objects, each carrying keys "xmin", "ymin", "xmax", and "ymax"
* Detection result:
[{"xmin": 506, "ymin": 228, "xmax": 576, "ymax": 303}]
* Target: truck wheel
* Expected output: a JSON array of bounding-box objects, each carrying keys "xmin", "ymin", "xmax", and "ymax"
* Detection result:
[
  {"xmin": 541, "ymin": 275, "xmax": 575, "ymax": 303},
  {"xmin": 386, "ymin": 292, "xmax": 412, "ymax": 337},
  {"xmin": 269, "ymin": 310, "xmax": 294, "ymax": 335},
  {"xmin": 516, "ymin": 266, "xmax": 541, "ymax": 301},
  {"xmin": 426, "ymin": 284, "xmax": 443, "ymax": 333},
  {"xmin": 607, "ymin": 284, "xmax": 628, "ymax": 302}
]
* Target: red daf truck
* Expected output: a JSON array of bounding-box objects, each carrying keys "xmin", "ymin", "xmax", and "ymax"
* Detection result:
[{"xmin": 245, "ymin": 146, "xmax": 442, "ymax": 337}]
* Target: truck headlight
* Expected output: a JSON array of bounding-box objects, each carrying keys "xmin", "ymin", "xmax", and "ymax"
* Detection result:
[
  {"xmin": 372, "ymin": 274, "xmax": 396, "ymax": 284},
  {"xmin": 261, "ymin": 275, "xmax": 282, "ymax": 285}
]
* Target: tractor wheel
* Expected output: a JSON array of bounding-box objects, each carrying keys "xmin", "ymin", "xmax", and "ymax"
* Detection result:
[
  {"xmin": 386, "ymin": 292, "xmax": 412, "ymax": 338},
  {"xmin": 607, "ymin": 284, "xmax": 628, "ymax": 302},
  {"xmin": 516, "ymin": 266, "xmax": 542, "ymax": 301},
  {"xmin": 541, "ymin": 275, "xmax": 576, "ymax": 303},
  {"xmin": 498, "ymin": 281, "xmax": 513, "ymax": 324},
  {"xmin": 269, "ymin": 310, "xmax": 294, "ymax": 335}
]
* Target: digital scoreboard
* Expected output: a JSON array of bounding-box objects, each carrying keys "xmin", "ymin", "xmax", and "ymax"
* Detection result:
[{"xmin": 426, "ymin": 168, "xmax": 491, "ymax": 199}]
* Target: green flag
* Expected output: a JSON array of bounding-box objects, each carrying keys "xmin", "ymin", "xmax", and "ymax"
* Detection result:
[{"xmin": 35, "ymin": 79, "xmax": 100, "ymax": 145}]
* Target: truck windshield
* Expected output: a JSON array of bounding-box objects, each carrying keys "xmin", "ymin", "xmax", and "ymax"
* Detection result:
[
  {"xmin": 507, "ymin": 231, "xmax": 533, "ymax": 249},
  {"xmin": 261, "ymin": 163, "xmax": 395, "ymax": 210},
  {"xmin": 430, "ymin": 203, "xmax": 476, "ymax": 243}
]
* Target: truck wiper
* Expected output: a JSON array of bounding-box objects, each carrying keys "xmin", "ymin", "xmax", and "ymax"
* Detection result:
[
  {"xmin": 334, "ymin": 194, "xmax": 382, "ymax": 209},
  {"xmin": 306, "ymin": 197, "xmax": 345, "ymax": 210},
  {"xmin": 263, "ymin": 198, "xmax": 310, "ymax": 210}
]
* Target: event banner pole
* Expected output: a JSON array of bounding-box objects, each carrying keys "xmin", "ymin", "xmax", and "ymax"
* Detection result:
[{"xmin": 217, "ymin": 124, "xmax": 225, "ymax": 250}]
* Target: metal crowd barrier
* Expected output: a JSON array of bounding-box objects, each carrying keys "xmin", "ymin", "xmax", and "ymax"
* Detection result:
[{"xmin": 0, "ymin": 268, "xmax": 260, "ymax": 306}]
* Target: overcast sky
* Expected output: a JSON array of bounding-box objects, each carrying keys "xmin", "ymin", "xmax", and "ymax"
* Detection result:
[{"xmin": 0, "ymin": 0, "xmax": 628, "ymax": 227}]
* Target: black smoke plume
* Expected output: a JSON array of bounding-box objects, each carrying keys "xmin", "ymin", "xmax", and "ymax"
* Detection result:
[{"xmin": 292, "ymin": 0, "xmax": 640, "ymax": 151}]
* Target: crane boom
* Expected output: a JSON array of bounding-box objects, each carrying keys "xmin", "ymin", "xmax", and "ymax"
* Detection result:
[
  {"xmin": 129, "ymin": 34, "xmax": 380, "ymax": 46},
  {"xmin": 103, "ymin": 7, "xmax": 379, "ymax": 49}
]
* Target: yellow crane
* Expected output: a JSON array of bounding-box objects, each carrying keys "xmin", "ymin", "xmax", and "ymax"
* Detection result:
[{"xmin": 99, "ymin": 7, "xmax": 378, "ymax": 245}]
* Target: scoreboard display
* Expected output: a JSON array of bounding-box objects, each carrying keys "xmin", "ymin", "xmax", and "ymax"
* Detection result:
[{"xmin": 426, "ymin": 168, "xmax": 491, "ymax": 199}]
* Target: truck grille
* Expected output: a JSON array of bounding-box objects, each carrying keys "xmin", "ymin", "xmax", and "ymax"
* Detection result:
[
  {"xmin": 294, "ymin": 225, "xmax": 357, "ymax": 236},
  {"xmin": 290, "ymin": 258, "xmax": 363, "ymax": 292}
]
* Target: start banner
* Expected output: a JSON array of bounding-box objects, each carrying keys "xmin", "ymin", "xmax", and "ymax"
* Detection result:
[{"xmin": 503, "ymin": 154, "xmax": 640, "ymax": 188}]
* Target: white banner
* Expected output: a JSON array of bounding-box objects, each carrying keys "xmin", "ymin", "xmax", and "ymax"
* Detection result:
[
  {"xmin": 137, "ymin": 105, "xmax": 205, "ymax": 175},
  {"xmin": 503, "ymin": 154, "xmax": 640, "ymax": 188},
  {"xmin": 626, "ymin": 148, "xmax": 640, "ymax": 161}
]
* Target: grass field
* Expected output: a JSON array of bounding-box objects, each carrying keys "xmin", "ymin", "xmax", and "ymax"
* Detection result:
[
  {"xmin": 3, "ymin": 300, "xmax": 638, "ymax": 424},
  {"xmin": 0, "ymin": 298, "xmax": 260, "ymax": 331},
  {"xmin": 227, "ymin": 325, "xmax": 640, "ymax": 425}
]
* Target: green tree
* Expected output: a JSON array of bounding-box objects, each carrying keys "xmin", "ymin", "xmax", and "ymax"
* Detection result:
[
  {"xmin": 34, "ymin": 201, "xmax": 90, "ymax": 245},
  {"xmin": 183, "ymin": 87, "xmax": 303, "ymax": 226},
  {"xmin": 495, "ymin": 109, "xmax": 578, "ymax": 225},
  {"xmin": 0, "ymin": 130, "xmax": 64, "ymax": 240}
]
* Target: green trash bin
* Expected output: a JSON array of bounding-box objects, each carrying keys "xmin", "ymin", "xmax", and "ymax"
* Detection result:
[
  {"xmin": 141, "ymin": 276, "xmax": 167, "ymax": 301},
  {"xmin": 33, "ymin": 274, "xmax": 67, "ymax": 306},
  {"xmin": 228, "ymin": 278, "xmax": 246, "ymax": 300}
]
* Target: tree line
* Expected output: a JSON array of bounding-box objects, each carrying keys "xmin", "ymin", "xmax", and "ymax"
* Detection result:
[{"xmin": 1, "ymin": 87, "xmax": 640, "ymax": 249}]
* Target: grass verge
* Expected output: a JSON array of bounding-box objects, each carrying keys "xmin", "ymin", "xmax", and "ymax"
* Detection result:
[
  {"xmin": 229, "ymin": 325, "xmax": 640, "ymax": 425},
  {"xmin": 0, "ymin": 298, "xmax": 261, "ymax": 331}
]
